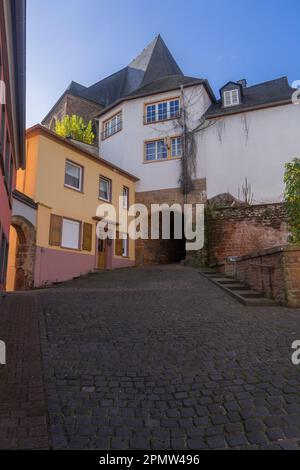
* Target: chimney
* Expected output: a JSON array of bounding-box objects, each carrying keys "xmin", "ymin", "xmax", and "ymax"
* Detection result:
[{"xmin": 237, "ymin": 79, "xmax": 247, "ymax": 88}]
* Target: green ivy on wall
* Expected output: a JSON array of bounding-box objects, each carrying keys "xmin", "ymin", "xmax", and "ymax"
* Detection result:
[
  {"xmin": 284, "ymin": 157, "xmax": 300, "ymax": 244},
  {"xmin": 55, "ymin": 115, "xmax": 95, "ymax": 145}
]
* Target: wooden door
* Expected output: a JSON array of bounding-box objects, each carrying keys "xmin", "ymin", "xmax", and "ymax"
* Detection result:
[{"xmin": 97, "ymin": 239, "xmax": 106, "ymax": 269}]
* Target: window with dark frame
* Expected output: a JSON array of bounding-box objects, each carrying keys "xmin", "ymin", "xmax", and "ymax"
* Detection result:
[{"xmin": 99, "ymin": 176, "xmax": 112, "ymax": 202}]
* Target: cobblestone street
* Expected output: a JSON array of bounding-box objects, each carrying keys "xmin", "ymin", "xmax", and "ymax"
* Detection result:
[{"xmin": 1, "ymin": 265, "xmax": 300, "ymax": 449}]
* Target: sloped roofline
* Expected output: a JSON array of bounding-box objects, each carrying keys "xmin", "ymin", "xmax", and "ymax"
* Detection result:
[
  {"xmin": 26, "ymin": 125, "xmax": 140, "ymax": 182},
  {"xmin": 96, "ymin": 78, "xmax": 216, "ymax": 119}
]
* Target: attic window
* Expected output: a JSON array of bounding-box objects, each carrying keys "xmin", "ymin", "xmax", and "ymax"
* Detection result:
[{"xmin": 223, "ymin": 89, "xmax": 239, "ymax": 107}]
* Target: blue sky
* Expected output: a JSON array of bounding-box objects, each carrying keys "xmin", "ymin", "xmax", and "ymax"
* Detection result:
[{"xmin": 27, "ymin": 0, "xmax": 299, "ymax": 126}]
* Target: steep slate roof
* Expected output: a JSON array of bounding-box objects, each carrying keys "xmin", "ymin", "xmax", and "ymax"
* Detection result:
[
  {"xmin": 96, "ymin": 75, "xmax": 216, "ymax": 117},
  {"xmin": 205, "ymin": 77, "xmax": 296, "ymax": 118},
  {"xmin": 45, "ymin": 35, "xmax": 184, "ymax": 116}
]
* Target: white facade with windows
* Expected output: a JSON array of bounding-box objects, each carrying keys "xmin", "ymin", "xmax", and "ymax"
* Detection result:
[
  {"xmin": 97, "ymin": 81, "xmax": 300, "ymax": 203},
  {"xmin": 98, "ymin": 85, "xmax": 211, "ymax": 193}
]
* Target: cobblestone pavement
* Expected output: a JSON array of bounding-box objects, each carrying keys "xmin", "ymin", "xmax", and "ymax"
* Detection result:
[
  {"xmin": 0, "ymin": 294, "xmax": 49, "ymax": 449},
  {"xmin": 35, "ymin": 265, "xmax": 300, "ymax": 450}
]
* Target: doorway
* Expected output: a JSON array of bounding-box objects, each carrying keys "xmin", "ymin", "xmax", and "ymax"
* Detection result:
[{"xmin": 97, "ymin": 238, "xmax": 107, "ymax": 269}]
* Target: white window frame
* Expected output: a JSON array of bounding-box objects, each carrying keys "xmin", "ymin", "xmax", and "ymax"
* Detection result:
[
  {"xmin": 64, "ymin": 160, "xmax": 83, "ymax": 192},
  {"xmin": 145, "ymin": 140, "xmax": 168, "ymax": 162},
  {"xmin": 223, "ymin": 89, "xmax": 240, "ymax": 107},
  {"xmin": 99, "ymin": 176, "xmax": 112, "ymax": 202},
  {"xmin": 171, "ymin": 136, "xmax": 182, "ymax": 158},
  {"xmin": 103, "ymin": 112, "xmax": 122, "ymax": 139},
  {"xmin": 122, "ymin": 186, "xmax": 129, "ymax": 210},
  {"xmin": 61, "ymin": 218, "xmax": 81, "ymax": 250},
  {"xmin": 145, "ymin": 98, "xmax": 180, "ymax": 124},
  {"xmin": 122, "ymin": 234, "xmax": 128, "ymax": 257}
]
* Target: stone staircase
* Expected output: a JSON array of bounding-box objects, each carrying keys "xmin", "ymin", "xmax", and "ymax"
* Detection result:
[{"xmin": 200, "ymin": 270, "xmax": 277, "ymax": 306}]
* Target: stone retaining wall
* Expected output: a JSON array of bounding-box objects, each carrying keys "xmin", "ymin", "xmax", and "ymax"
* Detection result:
[
  {"xmin": 221, "ymin": 245, "xmax": 300, "ymax": 308},
  {"xmin": 208, "ymin": 203, "xmax": 288, "ymax": 266}
]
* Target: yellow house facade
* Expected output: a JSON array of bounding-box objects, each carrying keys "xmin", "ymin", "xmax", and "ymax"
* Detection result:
[{"xmin": 11, "ymin": 125, "xmax": 138, "ymax": 287}]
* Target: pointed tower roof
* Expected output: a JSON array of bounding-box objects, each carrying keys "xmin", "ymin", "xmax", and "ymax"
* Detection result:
[
  {"xmin": 138, "ymin": 35, "xmax": 183, "ymax": 86},
  {"xmin": 43, "ymin": 35, "xmax": 186, "ymax": 123},
  {"xmin": 79, "ymin": 35, "xmax": 183, "ymax": 106}
]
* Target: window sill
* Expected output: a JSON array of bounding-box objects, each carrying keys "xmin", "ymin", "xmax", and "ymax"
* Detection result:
[
  {"xmin": 64, "ymin": 184, "xmax": 83, "ymax": 194},
  {"xmin": 60, "ymin": 245, "xmax": 81, "ymax": 252},
  {"xmin": 99, "ymin": 197, "xmax": 112, "ymax": 203},
  {"xmin": 101, "ymin": 128, "xmax": 122, "ymax": 141},
  {"xmin": 143, "ymin": 115, "xmax": 181, "ymax": 126},
  {"xmin": 143, "ymin": 156, "xmax": 182, "ymax": 165}
]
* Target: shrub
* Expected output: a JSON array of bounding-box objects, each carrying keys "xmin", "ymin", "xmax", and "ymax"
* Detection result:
[
  {"xmin": 55, "ymin": 115, "xmax": 95, "ymax": 145},
  {"xmin": 284, "ymin": 157, "xmax": 300, "ymax": 244}
]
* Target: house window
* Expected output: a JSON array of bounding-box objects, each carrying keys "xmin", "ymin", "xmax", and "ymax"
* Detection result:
[
  {"xmin": 145, "ymin": 98, "xmax": 180, "ymax": 124},
  {"xmin": 115, "ymin": 231, "xmax": 128, "ymax": 257},
  {"xmin": 99, "ymin": 176, "xmax": 112, "ymax": 202},
  {"xmin": 103, "ymin": 112, "xmax": 122, "ymax": 139},
  {"xmin": 123, "ymin": 186, "xmax": 129, "ymax": 209},
  {"xmin": 145, "ymin": 140, "xmax": 168, "ymax": 161},
  {"xmin": 171, "ymin": 136, "xmax": 182, "ymax": 158},
  {"xmin": 122, "ymin": 235, "xmax": 129, "ymax": 257},
  {"xmin": 61, "ymin": 218, "xmax": 81, "ymax": 250},
  {"xmin": 65, "ymin": 160, "xmax": 83, "ymax": 191},
  {"xmin": 223, "ymin": 89, "xmax": 239, "ymax": 107}
]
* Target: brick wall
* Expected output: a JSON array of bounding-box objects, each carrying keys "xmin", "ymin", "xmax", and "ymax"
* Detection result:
[
  {"xmin": 43, "ymin": 94, "xmax": 103, "ymax": 138},
  {"xmin": 222, "ymin": 246, "xmax": 300, "ymax": 308},
  {"xmin": 135, "ymin": 179, "xmax": 207, "ymax": 265},
  {"xmin": 208, "ymin": 203, "xmax": 288, "ymax": 266}
]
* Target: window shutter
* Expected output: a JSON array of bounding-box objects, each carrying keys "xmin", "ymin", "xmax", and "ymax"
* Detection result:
[
  {"xmin": 115, "ymin": 232, "xmax": 123, "ymax": 257},
  {"xmin": 82, "ymin": 223, "xmax": 93, "ymax": 251},
  {"xmin": 49, "ymin": 215, "xmax": 62, "ymax": 246}
]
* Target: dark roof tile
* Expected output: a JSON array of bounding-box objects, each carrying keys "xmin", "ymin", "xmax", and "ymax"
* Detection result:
[{"xmin": 205, "ymin": 77, "xmax": 295, "ymax": 118}]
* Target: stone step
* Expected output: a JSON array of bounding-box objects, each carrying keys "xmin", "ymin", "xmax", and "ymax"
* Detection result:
[{"xmin": 199, "ymin": 271, "xmax": 278, "ymax": 307}]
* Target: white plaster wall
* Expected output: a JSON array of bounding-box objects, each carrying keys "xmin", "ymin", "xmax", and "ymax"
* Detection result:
[
  {"xmin": 201, "ymin": 104, "xmax": 300, "ymax": 203},
  {"xmin": 12, "ymin": 199, "xmax": 36, "ymax": 226},
  {"xmin": 98, "ymin": 85, "xmax": 211, "ymax": 192}
]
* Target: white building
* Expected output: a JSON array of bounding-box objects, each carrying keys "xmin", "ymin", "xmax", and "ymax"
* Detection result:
[{"xmin": 44, "ymin": 35, "xmax": 300, "ymax": 205}]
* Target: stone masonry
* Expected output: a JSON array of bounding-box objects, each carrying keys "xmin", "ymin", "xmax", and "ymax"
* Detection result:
[
  {"xmin": 43, "ymin": 93, "xmax": 103, "ymax": 131},
  {"xmin": 222, "ymin": 245, "xmax": 300, "ymax": 308},
  {"xmin": 207, "ymin": 203, "xmax": 288, "ymax": 266},
  {"xmin": 135, "ymin": 178, "xmax": 207, "ymax": 265}
]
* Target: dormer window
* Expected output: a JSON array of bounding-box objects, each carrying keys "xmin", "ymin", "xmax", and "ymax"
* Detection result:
[{"xmin": 223, "ymin": 89, "xmax": 240, "ymax": 107}]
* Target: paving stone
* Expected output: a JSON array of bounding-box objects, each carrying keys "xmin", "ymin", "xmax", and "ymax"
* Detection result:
[{"xmin": 26, "ymin": 265, "xmax": 300, "ymax": 451}]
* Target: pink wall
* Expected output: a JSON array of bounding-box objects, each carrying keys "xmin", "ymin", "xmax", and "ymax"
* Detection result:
[
  {"xmin": 34, "ymin": 247, "xmax": 95, "ymax": 287},
  {"xmin": 111, "ymin": 257, "xmax": 135, "ymax": 269}
]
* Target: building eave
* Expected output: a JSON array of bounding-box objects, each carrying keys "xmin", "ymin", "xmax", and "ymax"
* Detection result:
[
  {"xmin": 205, "ymin": 99, "xmax": 293, "ymax": 119},
  {"xmin": 96, "ymin": 79, "xmax": 216, "ymax": 119},
  {"xmin": 26, "ymin": 125, "xmax": 140, "ymax": 182}
]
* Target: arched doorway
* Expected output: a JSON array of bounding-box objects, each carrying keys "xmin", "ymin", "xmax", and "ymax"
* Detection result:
[
  {"xmin": 6, "ymin": 216, "xmax": 36, "ymax": 291},
  {"xmin": 136, "ymin": 208, "xmax": 186, "ymax": 266}
]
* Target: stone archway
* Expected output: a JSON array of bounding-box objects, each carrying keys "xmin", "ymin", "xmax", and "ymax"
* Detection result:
[
  {"xmin": 8, "ymin": 216, "xmax": 36, "ymax": 291},
  {"xmin": 136, "ymin": 208, "xmax": 186, "ymax": 266}
]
